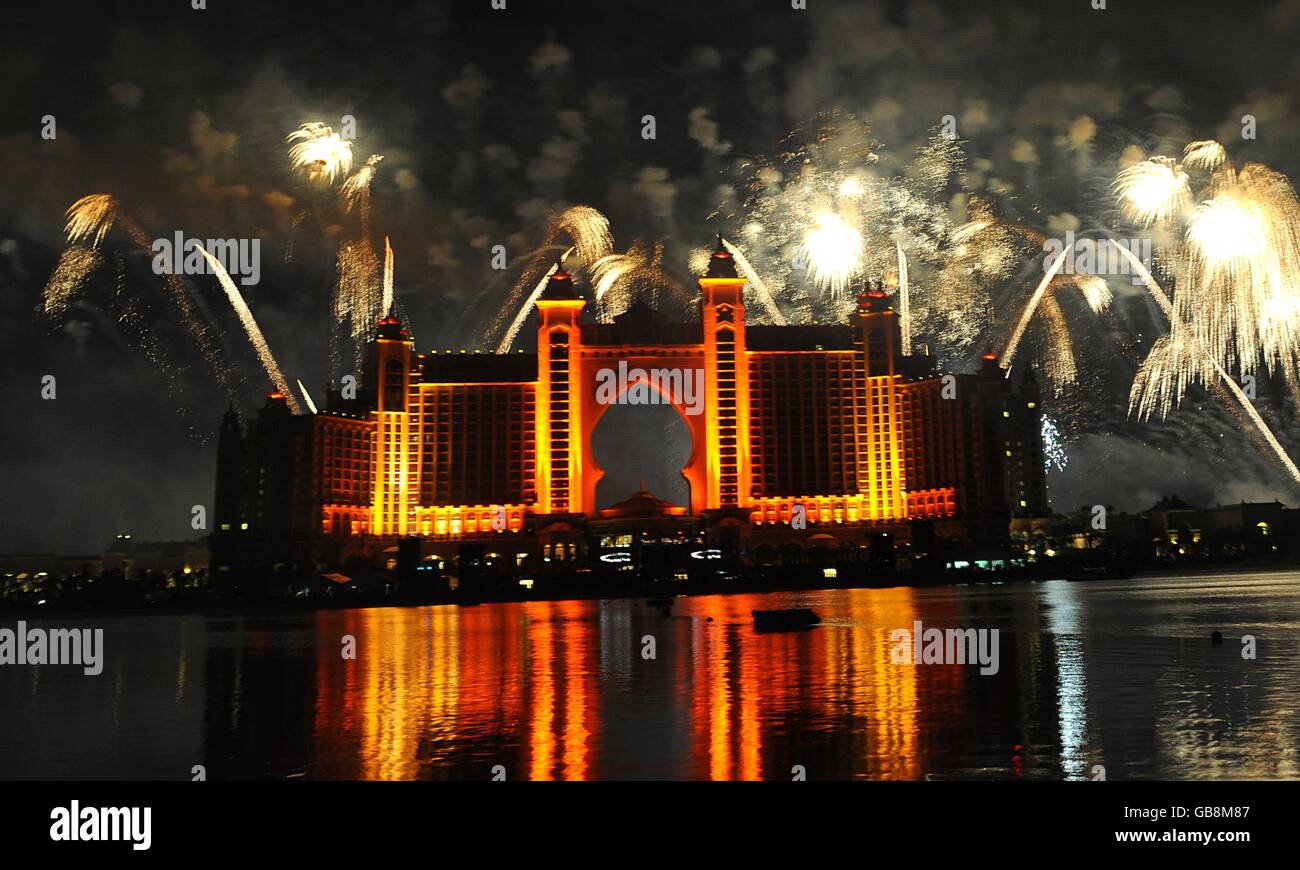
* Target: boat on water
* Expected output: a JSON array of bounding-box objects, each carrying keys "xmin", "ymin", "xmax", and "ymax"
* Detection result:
[{"xmin": 752, "ymin": 608, "xmax": 820, "ymax": 632}]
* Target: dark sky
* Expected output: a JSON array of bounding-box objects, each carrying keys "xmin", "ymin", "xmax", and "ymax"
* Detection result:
[{"xmin": 3, "ymin": 0, "xmax": 1300, "ymax": 553}]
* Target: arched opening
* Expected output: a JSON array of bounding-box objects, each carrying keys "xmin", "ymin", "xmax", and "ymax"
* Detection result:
[{"xmin": 590, "ymin": 401, "xmax": 692, "ymax": 510}]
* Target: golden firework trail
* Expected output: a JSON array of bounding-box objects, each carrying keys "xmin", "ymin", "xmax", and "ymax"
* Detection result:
[
  {"xmin": 1113, "ymin": 243, "xmax": 1300, "ymax": 486},
  {"xmin": 497, "ymin": 247, "xmax": 575, "ymax": 353},
  {"xmin": 1039, "ymin": 293, "xmax": 1077, "ymax": 390},
  {"xmin": 287, "ymin": 122, "xmax": 353, "ymax": 185},
  {"xmin": 198, "ymin": 248, "xmax": 302, "ymax": 413},
  {"xmin": 1001, "ymin": 243, "xmax": 1072, "ymax": 376},
  {"xmin": 489, "ymin": 206, "xmax": 615, "ymax": 351},
  {"xmin": 333, "ymin": 239, "xmax": 381, "ymax": 374},
  {"xmin": 896, "ymin": 241, "xmax": 911, "ymax": 355},
  {"xmin": 591, "ymin": 250, "xmax": 640, "ymax": 306},
  {"xmin": 42, "ymin": 247, "xmax": 103, "ymax": 316},
  {"xmin": 720, "ymin": 238, "xmax": 787, "ymax": 325},
  {"xmin": 342, "ymin": 153, "xmax": 385, "ymax": 236},
  {"xmin": 297, "ymin": 379, "xmax": 319, "ymax": 415},
  {"xmin": 50, "ymin": 194, "xmax": 234, "ymax": 395},
  {"xmin": 382, "ymin": 235, "xmax": 395, "ymax": 318},
  {"xmin": 554, "ymin": 205, "xmax": 614, "ymax": 268},
  {"xmin": 588, "ymin": 242, "xmax": 696, "ymax": 322}
]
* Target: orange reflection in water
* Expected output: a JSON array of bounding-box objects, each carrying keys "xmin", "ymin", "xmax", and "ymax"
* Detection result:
[{"xmin": 310, "ymin": 589, "xmax": 963, "ymax": 780}]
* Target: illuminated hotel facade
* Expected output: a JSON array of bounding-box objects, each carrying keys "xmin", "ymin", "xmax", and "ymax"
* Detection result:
[{"xmin": 212, "ymin": 241, "xmax": 1047, "ymax": 586}]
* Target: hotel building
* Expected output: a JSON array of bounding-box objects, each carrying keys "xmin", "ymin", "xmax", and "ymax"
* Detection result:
[{"xmin": 211, "ymin": 240, "xmax": 1047, "ymax": 588}]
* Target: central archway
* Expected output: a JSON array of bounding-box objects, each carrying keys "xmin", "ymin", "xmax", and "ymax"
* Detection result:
[
  {"xmin": 578, "ymin": 354, "xmax": 711, "ymax": 515},
  {"xmin": 590, "ymin": 401, "xmax": 692, "ymax": 510}
]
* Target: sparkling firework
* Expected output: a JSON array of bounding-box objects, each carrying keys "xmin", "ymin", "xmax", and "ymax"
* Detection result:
[
  {"xmin": 334, "ymin": 238, "xmax": 381, "ymax": 374},
  {"xmin": 1041, "ymin": 416, "xmax": 1068, "ymax": 471},
  {"xmin": 720, "ymin": 238, "xmax": 787, "ymax": 325},
  {"xmin": 382, "ymin": 235, "xmax": 394, "ymax": 318},
  {"xmin": 1001, "ymin": 243, "xmax": 1072, "ymax": 376},
  {"xmin": 46, "ymin": 194, "xmax": 234, "ymax": 397},
  {"xmin": 1113, "ymin": 239, "xmax": 1300, "ymax": 486},
  {"xmin": 1118, "ymin": 142, "xmax": 1300, "ymax": 407},
  {"xmin": 64, "ymin": 194, "xmax": 119, "ymax": 247},
  {"xmin": 1077, "ymin": 274, "xmax": 1112, "ymax": 314},
  {"xmin": 490, "ymin": 206, "xmax": 616, "ymax": 351},
  {"xmin": 588, "ymin": 242, "xmax": 694, "ymax": 321},
  {"xmin": 496, "ymin": 249, "xmax": 574, "ymax": 354},
  {"xmin": 1113, "ymin": 156, "xmax": 1190, "ymax": 227},
  {"xmin": 1182, "ymin": 140, "xmax": 1228, "ymax": 173},
  {"xmin": 341, "ymin": 153, "xmax": 385, "ymax": 235},
  {"xmin": 896, "ymin": 241, "xmax": 911, "ymax": 354},
  {"xmin": 287, "ymin": 122, "xmax": 353, "ymax": 185},
  {"xmin": 715, "ymin": 113, "xmax": 1031, "ymax": 362},
  {"xmin": 800, "ymin": 211, "xmax": 863, "ymax": 300},
  {"xmin": 42, "ymin": 247, "xmax": 102, "ymax": 316}
]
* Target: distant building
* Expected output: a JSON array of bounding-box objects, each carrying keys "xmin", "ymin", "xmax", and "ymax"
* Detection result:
[
  {"xmin": 212, "ymin": 238, "xmax": 1049, "ymax": 591},
  {"xmin": 99, "ymin": 534, "xmax": 208, "ymax": 577},
  {"xmin": 1017, "ymin": 495, "xmax": 1300, "ymax": 563}
]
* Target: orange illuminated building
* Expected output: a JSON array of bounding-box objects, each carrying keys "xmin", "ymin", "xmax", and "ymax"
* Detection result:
[{"xmin": 212, "ymin": 238, "xmax": 1047, "ymax": 588}]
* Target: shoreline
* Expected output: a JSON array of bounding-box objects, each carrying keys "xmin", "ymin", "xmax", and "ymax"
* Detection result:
[{"xmin": 5, "ymin": 560, "xmax": 1298, "ymax": 619}]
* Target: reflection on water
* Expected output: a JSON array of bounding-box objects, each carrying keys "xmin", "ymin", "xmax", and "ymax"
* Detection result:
[{"xmin": 3, "ymin": 572, "xmax": 1298, "ymax": 780}]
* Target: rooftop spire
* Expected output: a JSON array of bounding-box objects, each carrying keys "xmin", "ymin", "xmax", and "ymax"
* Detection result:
[
  {"xmin": 705, "ymin": 234, "xmax": 739, "ymax": 279},
  {"xmin": 540, "ymin": 257, "xmax": 579, "ymax": 300}
]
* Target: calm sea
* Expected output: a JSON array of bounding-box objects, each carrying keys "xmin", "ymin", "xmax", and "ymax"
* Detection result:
[{"xmin": 3, "ymin": 571, "xmax": 1297, "ymax": 780}]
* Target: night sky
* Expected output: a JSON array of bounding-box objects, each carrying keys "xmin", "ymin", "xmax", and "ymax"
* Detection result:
[{"xmin": 3, "ymin": 0, "xmax": 1300, "ymax": 553}]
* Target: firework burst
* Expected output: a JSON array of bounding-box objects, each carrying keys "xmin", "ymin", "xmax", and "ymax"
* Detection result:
[
  {"xmin": 489, "ymin": 205, "xmax": 615, "ymax": 351},
  {"xmin": 1119, "ymin": 143, "xmax": 1300, "ymax": 415},
  {"xmin": 1114, "ymin": 157, "xmax": 1190, "ymax": 227},
  {"xmin": 288, "ymin": 122, "xmax": 353, "ymax": 185},
  {"xmin": 64, "ymin": 194, "xmax": 120, "ymax": 248},
  {"xmin": 44, "ymin": 193, "xmax": 235, "ymax": 399},
  {"xmin": 800, "ymin": 211, "xmax": 863, "ymax": 300}
]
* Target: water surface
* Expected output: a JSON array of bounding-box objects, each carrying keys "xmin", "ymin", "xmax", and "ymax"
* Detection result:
[{"xmin": 3, "ymin": 571, "xmax": 1297, "ymax": 780}]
